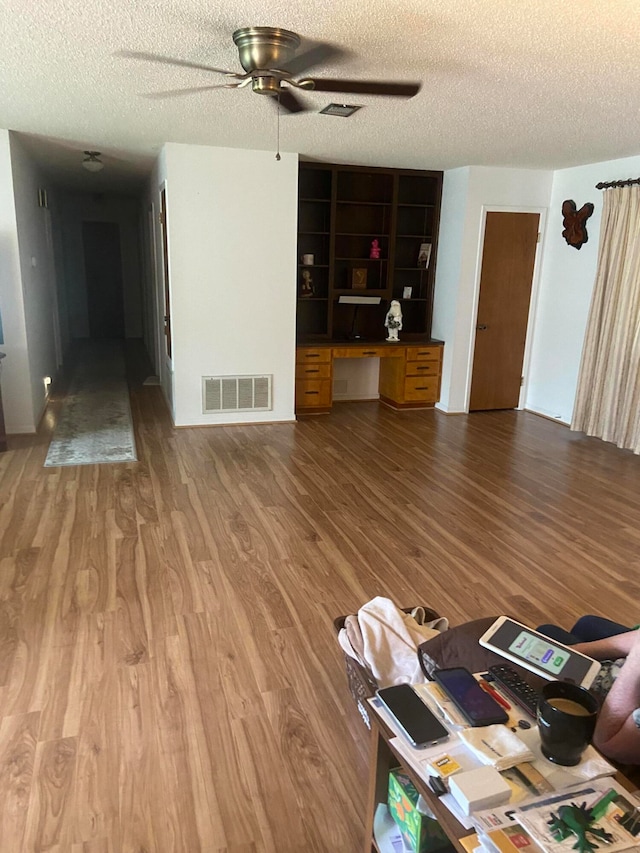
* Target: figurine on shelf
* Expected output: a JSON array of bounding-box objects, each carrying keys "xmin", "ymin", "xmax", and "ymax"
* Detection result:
[
  {"xmin": 384, "ymin": 300, "xmax": 403, "ymax": 342},
  {"xmin": 370, "ymin": 239, "xmax": 381, "ymax": 259},
  {"xmin": 300, "ymin": 269, "xmax": 314, "ymax": 298}
]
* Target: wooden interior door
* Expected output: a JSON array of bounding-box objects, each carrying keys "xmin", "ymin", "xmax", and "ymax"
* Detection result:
[
  {"xmin": 469, "ymin": 212, "xmax": 539, "ymax": 411},
  {"xmin": 82, "ymin": 221, "xmax": 125, "ymax": 339},
  {"xmin": 159, "ymin": 188, "xmax": 172, "ymax": 359}
]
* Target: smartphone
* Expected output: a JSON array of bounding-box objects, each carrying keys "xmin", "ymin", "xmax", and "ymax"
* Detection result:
[
  {"xmin": 376, "ymin": 684, "xmax": 450, "ymax": 748},
  {"xmin": 479, "ymin": 616, "xmax": 600, "ymax": 688},
  {"xmin": 433, "ymin": 667, "xmax": 509, "ymax": 727}
]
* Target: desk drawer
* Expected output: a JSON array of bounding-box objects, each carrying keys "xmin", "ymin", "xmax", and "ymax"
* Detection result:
[
  {"xmin": 296, "ymin": 347, "xmax": 332, "ymax": 364},
  {"xmin": 404, "ymin": 376, "xmax": 439, "ymax": 401},
  {"xmin": 406, "ymin": 346, "xmax": 441, "ymax": 362},
  {"xmin": 296, "ymin": 379, "xmax": 332, "ymax": 408},
  {"xmin": 332, "ymin": 346, "xmax": 386, "ymax": 359},
  {"xmin": 296, "ymin": 363, "xmax": 331, "ymax": 379},
  {"xmin": 405, "ymin": 360, "xmax": 440, "ymax": 377}
]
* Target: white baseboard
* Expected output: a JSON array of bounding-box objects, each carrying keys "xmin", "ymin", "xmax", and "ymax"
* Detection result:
[{"xmin": 435, "ymin": 402, "xmax": 465, "ymax": 414}]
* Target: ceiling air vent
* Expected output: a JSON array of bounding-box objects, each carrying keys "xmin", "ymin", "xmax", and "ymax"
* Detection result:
[{"xmin": 202, "ymin": 375, "xmax": 272, "ymax": 414}]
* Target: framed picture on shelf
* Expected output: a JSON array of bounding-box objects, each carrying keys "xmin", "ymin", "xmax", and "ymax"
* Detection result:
[
  {"xmin": 403, "ymin": 286, "xmax": 412, "ymax": 299},
  {"xmin": 418, "ymin": 243, "xmax": 432, "ymax": 268},
  {"xmin": 352, "ymin": 268, "xmax": 368, "ymax": 289}
]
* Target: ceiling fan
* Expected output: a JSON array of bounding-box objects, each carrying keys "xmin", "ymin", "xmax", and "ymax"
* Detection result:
[{"xmin": 121, "ymin": 27, "xmax": 421, "ymax": 114}]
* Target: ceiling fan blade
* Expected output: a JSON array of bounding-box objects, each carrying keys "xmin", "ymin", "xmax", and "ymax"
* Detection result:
[
  {"xmin": 118, "ymin": 49, "xmax": 239, "ymax": 78},
  {"xmin": 277, "ymin": 88, "xmax": 308, "ymax": 114},
  {"xmin": 281, "ymin": 43, "xmax": 345, "ymax": 77},
  {"xmin": 143, "ymin": 84, "xmax": 239, "ymax": 100},
  {"xmin": 307, "ymin": 78, "xmax": 421, "ymax": 98}
]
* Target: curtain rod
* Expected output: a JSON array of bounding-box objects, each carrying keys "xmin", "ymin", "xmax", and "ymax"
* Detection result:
[{"xmin": 595, "ymin": 177, "xmax": 640, "ymax": 189}]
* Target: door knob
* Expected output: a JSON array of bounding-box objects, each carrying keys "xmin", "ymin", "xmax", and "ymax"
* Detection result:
[{"xmin": 476, "ymin": 323, "xmax": 488, "ymax": 331}]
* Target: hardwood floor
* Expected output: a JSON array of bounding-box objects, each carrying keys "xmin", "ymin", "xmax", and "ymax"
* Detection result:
[{"xmin": 1, "ymin": 356, "xmax": 639, "ymax": 851}]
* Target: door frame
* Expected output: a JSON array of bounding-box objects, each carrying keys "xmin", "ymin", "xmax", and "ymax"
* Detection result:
[
  {"xmin": 464, "ymin": 205, "xmax": 548, "ymax": 412},
  {"xmin": 158, "ymin": 180, "xmax": 173, "ymax": 370},
  {"xmin": 146, "ymin": 202, "xmax": 162, "ymax": 375}
]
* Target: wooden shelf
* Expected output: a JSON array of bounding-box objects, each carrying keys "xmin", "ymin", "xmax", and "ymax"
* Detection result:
[
  {"xmin": 296, "ymin": 163, "xmax": 443, "ymax": 341},
  {"xmin": 337, "ymin": 200, "xmax": 393, "ymax": 207},
  {"xmin": 398, "ymin": 202, "xmax": 436, "ymax": 208},
  {"xmin": 333, "ymin": 288, "xmax": 388, "ymax": 297},
  {"xmin": 335, "ymin": 257, "xmax": 386, "ymax": 262}
]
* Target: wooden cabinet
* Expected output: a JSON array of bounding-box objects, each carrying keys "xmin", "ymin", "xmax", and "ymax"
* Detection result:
[
  {"xmin": 365, "ymin": 709, "xmax": 468, "ymax": 853},
  {"xmin": 295, "ymin": 342, "xmax": 443, "ymax": 414},
  {"xmin": 296, "ymin": 163, "xmax": 443, "ymax": 343},
  {"xmin": 295, "ymin": 347, "xmax": 333, "ymax": 414},
  {"xmin": 379, "ymin": 343, "xmax": 442, "ymax": 410}
]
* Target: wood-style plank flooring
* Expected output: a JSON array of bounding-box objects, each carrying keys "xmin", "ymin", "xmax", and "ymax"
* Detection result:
[{"xmin": 1, "ymin": 344, "xmax": 639, "ymax": 851}]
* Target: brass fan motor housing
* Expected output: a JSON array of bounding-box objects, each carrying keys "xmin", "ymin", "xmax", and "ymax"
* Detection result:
[
  {"xmin": 251, "ymin": 76, "xmax": 282, "ymax": 96},
  {"xmin": 232, "ymin": 27, "xmax": 301, "ymax": 74}
]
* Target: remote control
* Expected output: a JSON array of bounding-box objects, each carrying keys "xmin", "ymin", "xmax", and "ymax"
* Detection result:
[{"xmin": 488, "ymin": 663, "xmax": 541, "ymax": 717}]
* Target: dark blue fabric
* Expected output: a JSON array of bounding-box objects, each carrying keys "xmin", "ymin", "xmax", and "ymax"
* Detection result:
[{"xmin": 537, "ymin": 614, "xmax": 631, "ymax": 645}]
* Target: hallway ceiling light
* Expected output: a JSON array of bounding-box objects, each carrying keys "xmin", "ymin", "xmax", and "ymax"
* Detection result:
[{"xmin": 82, "ymin": 151, "xmax": 104, "ymax": 172}]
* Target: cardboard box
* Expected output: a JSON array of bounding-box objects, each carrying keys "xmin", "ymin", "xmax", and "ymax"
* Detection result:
[
  {"xmin": 388, "ymin": 769, "xmax": 450, "ymax": 853},
  {"xmin": 448, "ymin": 767, "xmax": 511, "ymax": 816}
]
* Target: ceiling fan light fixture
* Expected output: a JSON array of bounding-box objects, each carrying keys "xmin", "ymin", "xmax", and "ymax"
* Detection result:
[
  {"xmin": 319, "ymin": 103, "xmax": 362, "ymax": 117},
  {"xmin": 82, "ymin": 151, "xmax": 104, "ymax": 172}
]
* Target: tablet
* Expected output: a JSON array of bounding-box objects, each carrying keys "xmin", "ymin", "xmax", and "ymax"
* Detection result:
[{"xmin": 479, "ymin": 616, "xmax": 601, "ymax": 688}]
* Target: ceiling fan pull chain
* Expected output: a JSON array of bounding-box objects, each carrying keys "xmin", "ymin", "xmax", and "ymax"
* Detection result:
[{"xmin": 275, "ymin": 93, "xmax": 281, "ymax": 161}]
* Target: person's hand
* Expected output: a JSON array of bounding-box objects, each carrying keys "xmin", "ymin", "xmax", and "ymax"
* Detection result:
[
  {"xmin": 573, "ymin": 630, "xmax": 638, "ymax": 661},
  {"xmin": 593, "ymin": 630, "xmax": 640, "ymax": 763}
]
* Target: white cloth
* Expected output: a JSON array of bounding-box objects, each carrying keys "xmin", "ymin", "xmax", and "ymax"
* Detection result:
[
  {"xmin": 458, "ymin": 725, "xmax": 535, "ymax": 772},
  {"xmin": 338, "ymin": 596, "xmax": 447, "ymax": 688}
]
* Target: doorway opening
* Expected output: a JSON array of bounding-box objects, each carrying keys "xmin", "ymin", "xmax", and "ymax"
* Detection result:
[{"xmin": 82, "ymin": 220, "xmax": 125, "ymax": 339}]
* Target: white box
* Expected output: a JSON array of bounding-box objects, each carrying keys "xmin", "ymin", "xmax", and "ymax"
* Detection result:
[{"xmin": 448, "ymin": 767, "xmax": 511, "ymax": 815}]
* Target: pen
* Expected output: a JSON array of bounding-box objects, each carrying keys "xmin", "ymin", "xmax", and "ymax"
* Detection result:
[{"xmin": 479, "ymin": 679, "xmax": 512, "ymax": 710}]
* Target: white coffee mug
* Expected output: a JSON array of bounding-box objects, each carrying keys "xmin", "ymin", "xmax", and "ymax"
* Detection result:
[{"xmin": 302, "ymin": 254, "xmax": 314, "ymax": 265}]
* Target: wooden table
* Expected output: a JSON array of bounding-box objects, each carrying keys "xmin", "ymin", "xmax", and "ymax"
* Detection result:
[
  {"xmin": 364, "ymin": 707, "xmax": 468, "ymax": 853},
  {"xmin": 363, "ymin": 700, "xmax": 635, "ymax": 853}
]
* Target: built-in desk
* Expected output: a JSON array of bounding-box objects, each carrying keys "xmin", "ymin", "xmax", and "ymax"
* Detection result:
[{"xmin": 295, "ymin": 341, "xmax": 443, "ymax": 415}]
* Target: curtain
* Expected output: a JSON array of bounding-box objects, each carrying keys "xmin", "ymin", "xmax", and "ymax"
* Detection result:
[{"xmin": 571, "ymin": 185, "xmax": 640, "ymax": 454}]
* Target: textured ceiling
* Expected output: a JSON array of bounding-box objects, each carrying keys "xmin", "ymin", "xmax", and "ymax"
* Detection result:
[{"xmin": 2, "ymin": 0, "xmax": 640, "ymax": 191}]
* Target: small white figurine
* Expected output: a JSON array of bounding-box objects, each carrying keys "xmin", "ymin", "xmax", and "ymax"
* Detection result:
[{"xmin": 384, "ymin": 300, "xmax": 403, "ymax": 342}]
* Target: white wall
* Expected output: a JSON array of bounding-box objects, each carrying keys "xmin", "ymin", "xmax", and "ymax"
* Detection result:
[
  {"xmin": 144, "ymin": 148, "xmax": 174, "ymax": 413},
  {"xmin": 9, "ymin": 134, "xmax": 60, "ymax": 429},
  {"xmin": 0, "ymin": 130, "xmax": 33, "ymax": 433},
  {"xmin": 57, "ymin": 191, "xmax": 143, "ymax": 340},
  {"xmin": 526, "ymin": 153, "xmax": 640, "ymax": 423},
  {"xmin": 332, "ymin": 357, "xmax": 381, "ymax": 401},
  {"xmin": 434, "ymin": 166, "xmax": 554, "ymax": 413},
  {"xmin": 432, "ymin": 167, "xmax": 471, "ymax": 412},
  {"xmin": 160, "ymin": 143, "xmax": 298, "ymax": 426}
]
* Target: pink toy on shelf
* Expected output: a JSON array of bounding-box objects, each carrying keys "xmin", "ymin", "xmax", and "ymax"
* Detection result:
[{"xmin": 370, "ymin": 239, "xmax": 381, "ymax": 259}]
